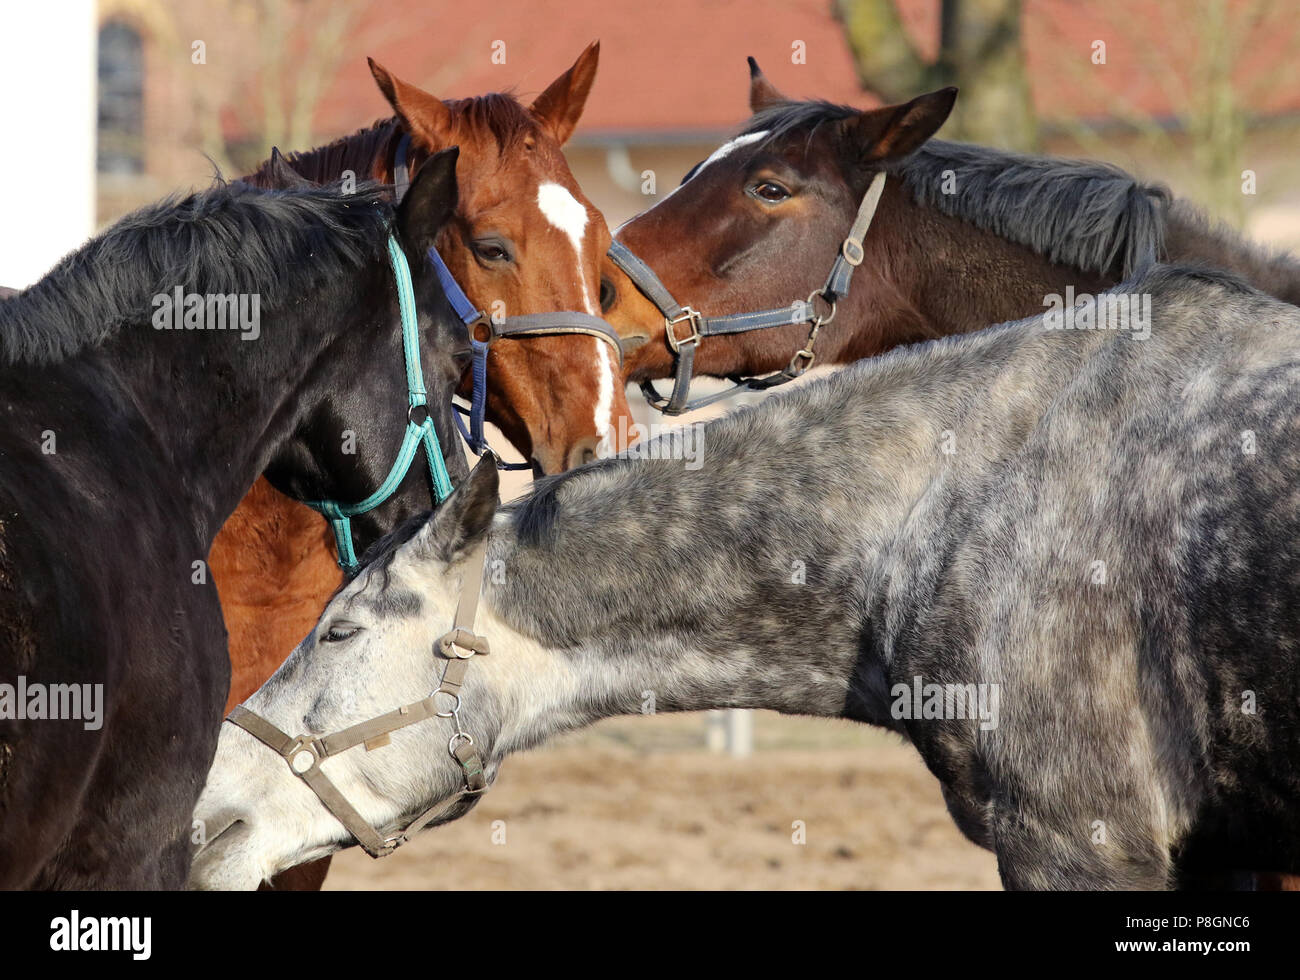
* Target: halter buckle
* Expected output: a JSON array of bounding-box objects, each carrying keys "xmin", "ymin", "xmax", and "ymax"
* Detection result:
[{"xmin": 665, "ymin": 307, "xmax": 703, "ymax": 352}]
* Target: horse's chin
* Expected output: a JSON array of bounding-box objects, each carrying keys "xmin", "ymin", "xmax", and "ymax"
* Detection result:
[
  {"xmin": 187, "ymin": 822, "xmax": 336, "ymax": 891},
  {"xmin": 185, "ymin": 826, "xmax": 263, "ymax": 889},
  {"xmin": 188, "ymin": 858, "xmax": 263, "ymax": 891}
]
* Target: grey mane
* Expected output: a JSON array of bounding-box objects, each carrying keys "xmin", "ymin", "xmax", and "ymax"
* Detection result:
[
  {"xmin": 742, "ymin": 100, "xmax": 1170, "ymax": 281},
  {"xmin": 0, "ymin": 179, "xmax": 394, "ymax": 366}
]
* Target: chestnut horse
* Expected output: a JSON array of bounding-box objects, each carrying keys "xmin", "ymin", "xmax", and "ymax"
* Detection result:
[
  {"xmin": 605, "ymin": 60, "xmax": 1300, "ymax": 889},
  {"xmin": 211, "ymin": 45, "xmax": 630, "ymax": 889}
]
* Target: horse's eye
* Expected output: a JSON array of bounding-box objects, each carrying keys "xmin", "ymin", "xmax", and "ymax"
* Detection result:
[
  {"xmin": 749, "ymin": 180, "xmax": 791, "ymax": 204},
  {"xmin": 322, "ymin": 624, "xmax": 362, "ymax": 643},
  {"xmin": 599, "ymin": 278, "xmax": 616, "ymax": 313},
  {"xmin": 473, "ymin": 240, "xmax": 511, "ymax": 263}
]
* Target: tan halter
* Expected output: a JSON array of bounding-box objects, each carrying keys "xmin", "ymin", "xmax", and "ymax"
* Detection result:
[{"xmin": 225, "ymin": 542, "xmax": 491, "ymax": 859}]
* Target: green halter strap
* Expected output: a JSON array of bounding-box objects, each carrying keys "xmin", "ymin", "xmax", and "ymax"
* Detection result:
[{"xmin": 304, "ymin": 235, "xmax": 455, "ymax": 572}]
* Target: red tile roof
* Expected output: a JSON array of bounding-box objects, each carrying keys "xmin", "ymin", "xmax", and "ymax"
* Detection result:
[{"xmin": 291, "ymin": 0, "xmax": 1300, "ymax": 142}]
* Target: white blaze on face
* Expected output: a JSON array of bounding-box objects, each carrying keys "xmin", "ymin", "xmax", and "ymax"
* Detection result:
[
  {"xmin": 690, "ymin": 130, "xmax": 769, "ymax": 181},
  {"xmin": 593, "ymin": 340, "xmax": 616, "ymax": 456},
  {"xmin": 616, "ymin": 130, "xmax": 772, "ymax": 233},
  {"xmin": 536, "ymin": 181, "xmax": 615, "ymax": 450},
  {"xmin": 537, "ymin": 182, "xmax": 594, "ymax": 313}
]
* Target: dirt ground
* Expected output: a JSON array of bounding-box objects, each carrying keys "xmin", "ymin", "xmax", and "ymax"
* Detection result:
[{"xmin": 324, "ymin": 711, "xmax": 1001, "ymax": 890}]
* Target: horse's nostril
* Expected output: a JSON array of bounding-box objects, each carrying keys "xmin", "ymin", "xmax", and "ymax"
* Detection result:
[
  {"xmin": 195, "ymin": 814, "xmax": 245, "ymax": 856},
  {"xmin": 564, "ymin": 437, "xmax": 601, "ymax": 471}
]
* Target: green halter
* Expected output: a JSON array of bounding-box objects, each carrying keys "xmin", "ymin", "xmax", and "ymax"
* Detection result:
[{"xmin": 304, "ymin": 235, "xmax": 455, "ymax": 571}]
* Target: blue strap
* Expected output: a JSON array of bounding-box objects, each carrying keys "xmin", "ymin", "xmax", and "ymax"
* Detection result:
[
  {"xmin": 304, "ymin": 235, "xmax": 455, "ymax": 571},
  {"xmin": 427, "ymin": 246, "xmax": 484, "ymax": 327},
  {"xmin": 469, "ymin": 338, "xmax": 488, "ymax": 450},
  {"xmin": 431, "ymin": 247, "xmax": 529, "ymax": 470},
  {"xmin": 452, "ymin": 406, "xmax": 531, "ymax": 471}
]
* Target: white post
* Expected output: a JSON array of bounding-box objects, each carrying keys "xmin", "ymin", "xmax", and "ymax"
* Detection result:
[
  {"xmin": 0, "ymin": 1, "xmax": 97, "ymax": 288},
  {"xmin": 725, "ymin": 708, "xmax": 753, "ymax": 758},
  {"xmin": 704, "ymin": 709, "xmax": 727, "ymax": 752},
  {"xmin": 704, "ymin": 708, "xmax": 753, "ymax": 757}
]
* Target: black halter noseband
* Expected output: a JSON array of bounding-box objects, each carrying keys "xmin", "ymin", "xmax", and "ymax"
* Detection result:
[{"xmin": 609, "ymin": 170, "xmax": 887, "ymax": 416}]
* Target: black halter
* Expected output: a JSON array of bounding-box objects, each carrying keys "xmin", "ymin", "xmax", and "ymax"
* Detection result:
[{"xmin": 609, "ymin": 171, "xmax": 887, "ymax": 415}]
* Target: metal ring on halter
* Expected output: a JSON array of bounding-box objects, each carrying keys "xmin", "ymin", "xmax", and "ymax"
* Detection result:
[
  {"xmin": 805, "ymin": 289, "xmax": 837, "ymax": 327},
  {"xmin": 449, "ymin": 732, "xmax": 474, "ymax": 754},
  {"xmin": 407, "ymin": 404, "xmax": 429, "ymax": 426},
  {"xmin": 469, "ymin": 314, "xmax": 494, "ymax": 344},
  {"xmin": 288, "ymin": 739, "xmax": 320, "ymax": 775},
  {"xmin": 431, "ymin": 690, "xmax": 461, "ymax": 718}
]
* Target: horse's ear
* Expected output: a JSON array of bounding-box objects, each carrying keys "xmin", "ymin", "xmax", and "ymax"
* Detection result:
[
  {"xmin": 844, "ymin": 87, "xmax": 958, "ymax": 164},
  {"xmin": 529, "ymin": 40, "xmax": 599, "ymax": 146},
  {"xmin": 368, "ymin": 57, "xmax": 455, "ymax": 149},
  {"xmin": 415, "ymin": 458, "xmax": 500, "ymax": 565},
  {"xmin": 266, "ymin": 147, "xmax": 314, "ymax": 189},
  {"xmin": 397, "ymin": 146, "xmax": 459, "ymax": 253},
  {"xmin": 748, "ymin": 57, "xmax": 787, "ymax": 112}
]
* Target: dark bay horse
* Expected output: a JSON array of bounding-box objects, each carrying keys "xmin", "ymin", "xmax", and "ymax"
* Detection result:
[
  {"xmin": 0, "ymin": 156, "xmax": 469, "ymax": 888},
  {"xmin": 192, "ymin": 263, "xmax": 1300, "ymax": 890},
  {"xmin": 209, "ymin": 44, "xmax": 628, "ymax": 891},
  {"xmin": 607, "ymin": 60, "xmax": 1300, "ymax": 407}
]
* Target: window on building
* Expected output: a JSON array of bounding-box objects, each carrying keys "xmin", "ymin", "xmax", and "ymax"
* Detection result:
[{"xmin": 97, "ymin": 21, "xmax": 143, "ymax": 175}]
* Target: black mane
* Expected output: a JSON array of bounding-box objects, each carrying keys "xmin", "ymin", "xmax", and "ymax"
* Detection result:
[
  {"xmin": 741, "ymin": 99, "xmax": 1169, "ymax": 280},
  {"xmin": 0, "ymin": 179, "xmax": 394, "ymax": 365}
]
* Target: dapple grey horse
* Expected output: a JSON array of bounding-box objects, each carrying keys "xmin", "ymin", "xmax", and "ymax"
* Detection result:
[{"xmin": 190, "ymin": 263, "xmax": 1300, "ymax": 890}]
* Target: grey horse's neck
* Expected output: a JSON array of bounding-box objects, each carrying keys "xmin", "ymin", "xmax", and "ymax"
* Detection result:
[{"xmin": 474, "ymin": 302, "xmax": 1109, "ymax": 753}]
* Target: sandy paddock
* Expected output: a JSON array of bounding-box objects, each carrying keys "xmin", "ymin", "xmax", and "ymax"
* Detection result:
[{"xmin": 324, "ymin": 711, "xmax": 1001, "ymax": 890}]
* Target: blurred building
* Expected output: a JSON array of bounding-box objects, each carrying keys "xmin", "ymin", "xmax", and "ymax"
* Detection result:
[{"xmin": 93, "ymin": 0, "xmax": 1300, "ymax": 244}]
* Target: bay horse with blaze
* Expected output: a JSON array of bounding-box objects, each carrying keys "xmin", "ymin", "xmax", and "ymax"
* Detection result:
[{"xmin": 606, "ymin": 59, "xmax": 1300, "ymax": 407}]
